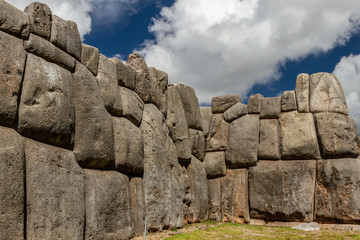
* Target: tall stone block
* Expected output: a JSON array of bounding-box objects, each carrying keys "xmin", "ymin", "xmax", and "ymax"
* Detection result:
[
  {"xmin": 149, "ymin": 67, "xmax": 168, "ymax": 115},
  {"xmin": 130, "ymin": 177, "xmax": 146, "ymax": 236},
  {"xmin": 25, "ymin": 139, "xmax": 85, "ymax": 240},
  {"xmin": 189, "ymin": 129, "xmax": 206, "ymax": 161},
  {"xmin": 24, "ymin": 2, "xmax": 52, "ymax": 40},
  {"xmin": 206, "ymin": 114, "xmax": 229, "ymax": 151},
  {"xmin": 200, "ymin": 107, "xmax": 212, "ymax": 137},
  {"xmin": 258, "ymin": 119, "xmax": 280, "ymax": 160},
  {"xmin": 178, "ymin": 84, "xmax": 203, "ymax": 130},
  {"xmin": 0, "ymin": 0, "xmax": 29, "ymax": 38},
  {"xmin": 112, "ymin": 57, "xmax": 136, "ymax": 90},
  {"xmin": 295, "ymin": 73, "xmax": 310, "ymax": 113},
  {"xmin": 81, "ymin": 43, "xmax": 99, "ymax": 75},
  {"xmin": 208, "ymin": 178, "xmax": 222, "ymax": 222},
  {"xmin": 247, "ymin": 94, "xmax": 264, "ymax": 114},
  {"xmin": 281, "ymin": 90, "xmax": 297, "ymax": 112},
  {"xmin": 119, "ymin": 87, "xmax": 144, "ymax": 127}
]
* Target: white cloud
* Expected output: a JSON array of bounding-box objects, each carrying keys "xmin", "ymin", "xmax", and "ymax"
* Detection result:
[
  {"xmin": 333, "ymin": 54, "xmax": 360, "ymax": 131},
  {"xmin": 137, "ymin": 0, "xmax": 360, "ymax": 103}
]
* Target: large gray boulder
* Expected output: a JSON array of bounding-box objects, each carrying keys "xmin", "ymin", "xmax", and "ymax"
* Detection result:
[
  {"xmin": 212, "ymin": 95, "xmax": 242, "ymax": 113},
  {"xmin": 18, "ymin": 53, "xmax": 74, "ymax": 149},
  {"xmin": 0, "ymin": 0, "xmax": 29, "ymax": 38},
  {"xmin": 200, "ymin": 107, "xmax": 212, "ymax": 137},
  {"xmin": 281, "ymin": 90, "xmax": 297, "ymax": 112},
  {"xmin": 258, "ymin": 119, "xmax": 280, "ymax": 160},
  {"xmin": 130, "ymin": 177, "xmax": 146, "ymax": 236},
  {"xmin": 0, "ymin": 31, "xmax": 27, "ymax": 128},
  {"xmin": 24, "ymin": 2, "xmax": 52, "ymax": 40},
  {"xmin": 203, "ymin": 151, "xmax": 227, "ymax": 179},
  {"xmin": 221, "ymin": 169, "xmax": 250, "ymax": 223},
  {"xmin": 207, "ymin": 178, "xmax": 222, "ymax": 222},
  {"xmin": 279, "ymin": 111, "xmax": 320, "ymax": 160},
  {"xmin": 309, "ymin": 72, "xmax": 348, "ymax": 114},
  {"xmin": 206, "ymin": 114, "xmax": 229, "ymax": 151},
  {"xmin": 141, "ymin": 104, "xmax": 183, "ymax": 231},
  {"xmin": 247, "ymin": 94, "xmax": 264, "ymax": 114},
  {"xmin": 112, "ymin": 117, "xmax": 144, "ymax": 176},
  {"xmin": 249, "ymin": 160, "xmax": 316, "ymax": 222},
  {"xmin": 189, "ymin": 129, "xmax": 206, "ymax": 161},
  {"xmin": 72, "ymin": 62, "xmax": 115, "ymax": 169},
  {"xmin": 0, "ymin": 127, "xmax": 24, "ymax": 240},
  {"xmin": 119, "ymin": 87, "xmax": 144, "ymax": 127},
  {"xmin": 112, "ymin": 57, "xmax": 136, "ymax": 90},
  {"xmin": 149, "ymin": 67, "xmax": 168, "ymax": 115},
  {"xmin": 316, "ymin": 159, "xmax": 360, "ymax": 223},
  {"xmin": 84, "ymin": 170, "xmax": 132, "ymax": 240},
  {"xmin": 178, "ymin": 84, "xmax": 203, "ymax": 130},
  {"xmin": 81, "ymin": 43, "xmax": 99, "ymax": 75},
  {"xmin": 25, "ymin": 138, "xmax": 85, "ymax": 240},
  {"xmin": 260, "ymin": 97, "xmax": 281, "ymax": 119},
  {"xmin": 226, "ymin": 114, "xmax": 259, "ymax": 168},
  {"xmin": 315, "ymin": 113, "xmax": 360, "ymax": 158},
  {"xmin": 224, "ymin": 103, "xmax": 248, "ymax": 122},
  {"xmin": 295, "ymin": 73, "xmax": 310, "ymax": 113}
]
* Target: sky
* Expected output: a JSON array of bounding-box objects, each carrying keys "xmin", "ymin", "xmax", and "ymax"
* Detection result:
[{"xmin": 7, "ymin": 0, "xmax": 360, "ymax": 130}]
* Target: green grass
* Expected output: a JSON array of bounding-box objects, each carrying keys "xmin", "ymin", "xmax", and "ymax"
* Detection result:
[{"xmin": 165, "ymin": 223, "xmax": 360, "ymax": 240}]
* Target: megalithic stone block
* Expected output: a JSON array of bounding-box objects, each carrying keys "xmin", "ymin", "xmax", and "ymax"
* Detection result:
[
  {"xmin": 281, "ymin": 90, "xmax": 297, "ymax": 112},
  {"xmin": 206, "ymin": 114, "xmax": 229, "ymax": 152},
  {"xmin": 258, "ymin": 119, "xmax": 280, "ymax": 160},
  {"xmin": 0, "ymin": 0, "xmax": 30, "ymax": 38},
  {"xmin": 24, "ymin": 2, "xmax": 52, "ymax": 40},
  {"xmin": 119, "ymin": 86, "xmax": 144, "ymax": 127},
  {"xmin": 247, "ymin": 94, "xmax": 264, "ymax": 114},
  {"xmin": 112, "ymin": 57, "xmax": 136, "ymax": 90},
  {"xmin": 200, "ymin": 107, "xmax": 212, "ymax": 137},
  {"xmin": 203, "ymin": 151, "xmax": 226, "ymax": 179},
  {"xmin": 189, "ymin": 129, "xmax": 206, "ymax": 161},
  {"xmin": 260, "ymin": 97, "xmax": 281, "ymax": 119},
  {"xmin": 81, "ymin": 43, "xmax": 99, "ymax": 75},
  {"xmin": 207, "ymin": 178, "xmax": 222, "ymax": 222},
  {"xmin": 295, "ymin": 73, "xmax": 310, "ymax": 113},
  {"xmin": 224, "ymin": 103, "xmax": 248, "ymax": 122},
  {"xmin": 149, "ymin": 67, "xmax": 168, "ymax": 116},
  {"xmin": 130, "ymin": 177, "xmax": 146, "ymax": 236},
  {"xmin": 212, "ymin": 95, "xmax": 242, "ymax": 113}
]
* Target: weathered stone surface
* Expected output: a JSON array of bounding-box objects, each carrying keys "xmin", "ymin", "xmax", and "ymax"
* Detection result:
[
  {"xmin": 212, "ymin": 95, "xmax": 242, "ymax": 113},
  {"xmin": 0, "ymin": 31, "xmax": 27, "ymax": 128},
  {"xmin": 97, "ymin": 54, "xmax": 122, "ymax": 116},
  {"xmin": 113, "ymin": 117, "xmax": 144, "ymax": 176},
  {"xmin": 206, "ymin": 114, "xmax": 229, "ymax": 151},
  {"xmin": 260, "ymin": 97, "xmax": 281, "ymax": 119},
  {"xmin": 0, "ymin": 127, "xmax": 24, "ymax": 240},
  {"xmin": 258, "ymin": 119, "xmax": 280, "ymax": 160},
  {"xmin": 84, "ymin": 169, "xmax": 132, "ymax": 240},
  {"xmin": 0, "ymin": 0, "xmax": 29, "ymax": 38},
  {"xmin": 203, "ymin": 151, "xmax": 226, "ymax": 179},
  {"xmin": 130, "ymin": 177, "xmax": 146, "ymax": 236},
  {"xmin": 292, "ymin": 222, "xmax": 320, "ymax": 231},
  {"xmin": 315, "ymin": 113, "xmax": 360, "ymax": 158},
  {"xmin": 24, "ymin": 33, "xmax": 75, "ymax": 72},
  {"xmin": 224, "ymin": 103, "xmax": 248, "ymax": 122},
  {"xmin": 222, "ymin": 169, "xmax": 250, "ymax": 223},
  {"xmin": 247, "ymin": 94, "xmax": 264, "ymax": 114},
  {"xmin": 189, "ymin": 129, "xmax": 206, "ymax": 161},
  {"xmin": 200, "ymin": 107, "xmax": 212, "ymax": 137},
  {"xmin": 309, "ymin": 72, "xmax": 348, "ymax": 114},
  {"xmin": 226, "ymin": 114, "xmax": 259, "ymax": 168},
  {"xmin": 25, "ymin": 138, "xmax": 84, "ymax": 240},
  {"xmin": 207, "ymin": 178, "xmax": 222, "ymax": 222},
  {"xmin": 112, "ymin": 57, "xmax": 136, "ymax": 90},
  {"xmin": 50, "ymin": 15, "xmax": 81, "ymax": 60},
  {"xmin": 249, "ymin": 160, "xmax": 316, "ymax": 222},
  {"xmin": 295, "ymin": 73, "xmax": 310, "ymax": 113},
  {"xmin": 18, "ymin": 54, "xmax": 74, "ymax": 149},
  {"xmin": 119, "ymin": 87, "xmax": 144, "ymax": 127},
  {"xmin": 127, "ymin": 53, "xmax": 147, "ymax": 72},
  {"xmin": 279, "ymin": 111, "xmax": 320, "ymax": 159},
  {"xmin": 166, "ymin": 85, "xmax": 192, "ymax": 163},
  {"xmin": 141, "ymin": 104, "xmax": 183, "ymax": 231},
  {"xmin": 316, "ymin": 159, "xmax": 360, "ymax": 223},
  {"xmin": 281, "ymin": 90, "xmax": 297, "ymax": 112},
  {"xmin": 149, "ymin": 67, "xmax": 168, "ymax": 115},
  {"xmin": 72, "ymin": 62, "xmax": 115, "ymax": 169},
  {"xmin": 24, "ymin": 2, "xmax": 52, "ymax": 39},
  {"xmin": 81, "ymin": 43, "xmax": 99, "ymax": 75},
  {"xmin": 181, "ymin": 166, "xmax": 191, "ymax": 224}
]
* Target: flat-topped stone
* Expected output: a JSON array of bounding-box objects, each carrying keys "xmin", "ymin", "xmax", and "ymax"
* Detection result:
[
  {"xmin": 0, "ymin": 0, "xmax": 29, "ymax": 38},
  {"xmin": 260, "ymin": 97, "xmax": 281, "ymax": 119},
  {"xmin": 212, "ymin": 95, "xmax": 242, "ymax": 113},
  {"xmin": 258, "ymin": 119, "xmax": 280, "ymax": 160},
  {"xmin": 281, "ymin": 90, "xmax": 297, "ymax": 112},
  {"xmin": 248, "ymin": 94, "xmax": 264, "ymax": 114}
]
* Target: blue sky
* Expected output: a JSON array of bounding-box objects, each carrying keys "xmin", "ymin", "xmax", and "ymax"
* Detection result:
[{"xmin": 7, "ymin": 0, "xmax": 360, "ymax": 128}]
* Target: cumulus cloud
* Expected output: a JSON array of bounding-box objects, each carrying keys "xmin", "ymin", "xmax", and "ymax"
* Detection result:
[
  {"xmin": 333, "ymin": 54, "xmax": 360, "ymax": 130},
  {"xmin": 138, "ymin": 0, "xmax": 360, "ymax": 103}
]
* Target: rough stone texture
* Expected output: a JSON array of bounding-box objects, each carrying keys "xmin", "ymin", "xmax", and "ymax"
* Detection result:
[
  {"xmin": 249, "ymin": 160, "xmax": 316, "ymax": 222},
  {"xmin": 189, "ymin": 129, "xmax": 206, "ymax": 161},
  {"xmin": 279, "ymin": 111, "xmax": 320, "ymax": 160},
  {"xmin": 127, "ymin": 53, "xmax": 147, "ymax": 72},
  {"xmin": 247, "ymin": 94, "xmax": 264, "ymax": 114},
  {"xmin": 50, "ymin": 15, "xmax": 81, "ymax": 60},
  {"xmin": 0, "ymin": 0, "xmax": 29, "ymax": 38},
  {"xmin": 119, "ymin": 87, "xmax": 144, "ymax": 127},
  {"xmin": 149, "ymin": 67, "xmax": 168, "ymax": 115},
  {"xmin": 222, "ymin": 169, "xmax": 250, "ymax": 223},
  {"xmin": 203, "ymin": 151, "xmax": 227, "ymax": 179},
  {"xmin": 0, "ymin": 31, "xmax": 27, "ymax": 128},
  {"xmin": 281, "ymin": 90, "xmax": 297, "ymax": 112},
  {"xmin": 81, "ymin": 43, "xmax": 99, "ymax": 75},
  {"xmin": 315, "ymin": 113, "xmax": 360, "ymax": 158},
  {"xmin": 309, "ymin": 72, "xmax": 348, "ymax": 115},
  {"xmin": 25, "ymin": 138, "xmax": 85, "ymax": 240},
  {"xmin": 113, "ymin": 117, "xmax": 144, "ymax": 176},
  {"xmin": 212, "ymin": 95, "xmax": 242, "ymax": 113},
  {"xmin": 18, "ymin": 53, "xmax": 74, "ymax": 149},
  {"xmin": 72, "ymin": 62, "xmax": 115, "ymax": 169},
  {"xmin": 166, "ymin": 84, "xmax": 192, "ymax": 163},
  {"xmin": 258, "ymin": 119, "xmax": 280, "ymax": 160},
  {"xmin": 0, "ymin": 127, "xmax": 24, "ymax": 240},
  {"xmin": 112, "ymin": 57, "xmax": 136, "ymax": 90},
  {"xmin": 316, "ymin": 159, "xmax": 360, "ymax": 223},
  {"xmin": 206, "ymin": 114, "xmax": 229, "ymax": 152},
  {"xmin": 24, "ymin": 2, "xmax": 52, "ymax": 40},
  {"xmin": 84, "ymin": 169, "xmax": 132, "ymax": 240},
  {"xmin": 226, "ymin": 114, "xmax": 259, "ymax": 168},
  {"xmin": 260, "ymin": 97, "xmax": 281, "ymax": 119},
  {"xmin": 97, "ymin": 54, "xmax": 123, "ymax": 116},
  {"xmin": 24, "ymin": 33, "xmax": 75, "ymax": 72},
  {"xmin": 141, "ymin": 104, "xmax": 183, "ymax": 231},
  {"xmin": 224, "ymin": 103, "xmax": 248, "ymax": 122},
  {"xmin": 130, "ymin": 177, "xmax": 146, "ymax": 236},
  {"xmin": 295, "ymin": 73, "xmax": 310, "ymax": 113},
  {"xmin": 292, "ymin": 222, "xmax": 320, "ymax": 231},
  {"xmin": 207, "ymin": 178, "xmax": 222, "ymax": 222},
  {"xmin": 200, "ymin": 107, "xmax": 212, "ymax": 137}
]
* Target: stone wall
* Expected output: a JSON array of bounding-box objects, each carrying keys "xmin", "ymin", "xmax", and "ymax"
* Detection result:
[{"xmin": 1, "ymin": 1, "xmax": 360, "ymax": 239}]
